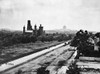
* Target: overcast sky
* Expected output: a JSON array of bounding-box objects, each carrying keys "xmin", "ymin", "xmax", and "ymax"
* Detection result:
[{"xmin": 0, "ymin": 0, "xmax": 100, "ymax": 31}]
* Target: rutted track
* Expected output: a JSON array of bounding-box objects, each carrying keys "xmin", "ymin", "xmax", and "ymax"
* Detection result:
[
  {"xmin": 46, "ymin": 50, "xmax": 77, "ymax": 74},
  {"xmin": 2, "ymin": 41, "xmax": 74, "ymax": 74},
  {"xmin": 0, "ymin": 42, "xmax": 69, "ymax": 73},
  {"xmin": 1, "ymin": 43, "xmax": 75, "ymax": 74}
]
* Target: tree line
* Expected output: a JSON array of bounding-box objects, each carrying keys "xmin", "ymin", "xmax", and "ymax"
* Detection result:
[
  {"xmin": 0, "ymin": 31, "xmax": 73, "ymax": 48},
  {"xmin": 71, "ymin": 29, "xmax": 100, "ymax": 57}
]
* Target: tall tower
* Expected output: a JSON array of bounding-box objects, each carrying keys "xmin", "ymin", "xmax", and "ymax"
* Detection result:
[
  {"xmin": 23, "ymin": 26, "xmax": 25, "ymax": 34},
  {"xmin": 34, "ymin": 24, "xmax": 37, "ymax": 30},
  {"xmin": 39, "ymin": 24, "xmax": 43, "ymax": 36},
  {"xmin": 27, "ymin": 20, "xmax": 32, "ymax": 30},
  {"xmin": 34, "ymin": 24, "xmax": 37, "ymax": 36}
]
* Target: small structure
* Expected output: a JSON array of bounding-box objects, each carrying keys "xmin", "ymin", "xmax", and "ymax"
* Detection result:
[{"xmin": 23, "ymin": 20, "xmax": 45, "ymax": 36}]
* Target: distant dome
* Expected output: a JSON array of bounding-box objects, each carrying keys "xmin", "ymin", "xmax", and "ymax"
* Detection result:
[{"xmin": 63, "ymin": 25, "xmax": 66, "ymax": 30}]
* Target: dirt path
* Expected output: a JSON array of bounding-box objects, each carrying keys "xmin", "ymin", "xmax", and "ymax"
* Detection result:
[{"xmin": 2, "ymin": 45, "xmax": 74, "ymax": 74}]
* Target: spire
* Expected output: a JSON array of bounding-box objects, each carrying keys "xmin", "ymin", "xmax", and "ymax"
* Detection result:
[
  {"xmin": 23, "ymin": 25, "xmax": 25, "ymax": 28},
  {"xmin": 35, "ymin": 24, "xmax": 37, "ymax": 27},
  {"xmin": 34, "ymin": 24, "xmax": 37, "ymax": 30},
  {"xmin": 23, "ymin": 25, "xmax": 25, "ymax": 34},
  {"xmin": 39, "ymin": 24, "xmax": 43, "ymax": 28},
  {"xmin": 40, "ymin": 24, "xmax": 41, "ymax": 27},
  {"xmin": 27, "ymin": 20, "xmax": 32, "ymax": 30}
]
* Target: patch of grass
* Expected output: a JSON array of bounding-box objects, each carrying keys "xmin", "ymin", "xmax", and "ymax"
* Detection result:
[{"xmin": 0, "ymin": 41, "xmax": 63, "ymax": 64}]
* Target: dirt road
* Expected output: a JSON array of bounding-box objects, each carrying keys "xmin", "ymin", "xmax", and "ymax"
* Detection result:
[{"xmin": 2, "ymin": 45, "xmax": 75, "ymax": 74}]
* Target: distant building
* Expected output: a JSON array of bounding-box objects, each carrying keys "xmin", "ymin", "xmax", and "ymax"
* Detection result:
[
  {"xmin": 63, "ymin": 25, "xmax": 66, "ymax": 30},
  {"xmin": 23, "ymin": 20, "xmax": 45, "ymax": 36}
]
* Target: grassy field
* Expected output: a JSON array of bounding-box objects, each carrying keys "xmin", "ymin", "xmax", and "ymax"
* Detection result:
[{"xmin": 0, "ymin": 41, "xmax": 64, "ymax": 64}]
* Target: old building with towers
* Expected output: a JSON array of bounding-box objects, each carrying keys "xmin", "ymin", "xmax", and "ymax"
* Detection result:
[{"xmin": 23, "ymin": 20, "xmax": 45, "ymax": 36}]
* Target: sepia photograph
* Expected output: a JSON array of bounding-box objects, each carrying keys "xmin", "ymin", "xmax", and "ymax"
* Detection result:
[{"xmin": 0, "ymin": 0, "xmax": 100, "ymax": 74}]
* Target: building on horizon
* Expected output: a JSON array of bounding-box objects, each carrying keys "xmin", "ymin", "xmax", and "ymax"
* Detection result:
[
  {"xmin": 63, "ymin": 25, "xmax": 67, "ymax": 30},
  {"xmin": 23, "ymin": 20, "xmax": 45, "ymax": 36}
]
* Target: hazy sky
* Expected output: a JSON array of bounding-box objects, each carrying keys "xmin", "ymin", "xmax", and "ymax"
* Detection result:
[{"xmin": 0, "ymin": 0, "xmax": 100, "ymax": 31}]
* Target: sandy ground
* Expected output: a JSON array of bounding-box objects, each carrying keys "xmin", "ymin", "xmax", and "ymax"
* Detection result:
[{"xmin": 2, "ymin": 45, "xmax": 74, "ymax": 74}]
